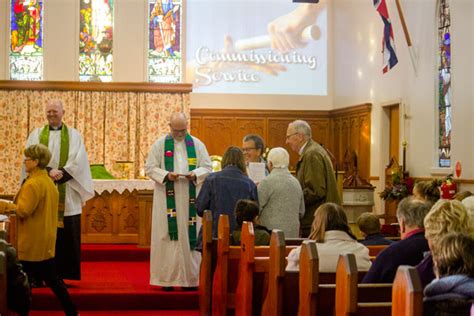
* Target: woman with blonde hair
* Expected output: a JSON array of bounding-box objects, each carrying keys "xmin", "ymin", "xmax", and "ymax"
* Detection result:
[
  {"xmin": 423, "ymin": 232, "xmax": 474, "ymax": 316},
  {"xmin": 417, "ymin": 199, "xmax": 474, "ymax": 288},
  {"xmin": 286, "ymin": 202, "xmax": 371, "ymax": 272},
  {"xmin": 0, "ymin": 144, "xmax": 78, "ymax": 315},
  {"xmin": 413, "ymin": 180, "xmax": 440, "ymax": 204}
]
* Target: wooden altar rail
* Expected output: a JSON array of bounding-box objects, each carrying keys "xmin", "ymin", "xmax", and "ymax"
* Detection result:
[{"xmin": 0, "ymin": 80, "xmax": 192, "ymax": 93}]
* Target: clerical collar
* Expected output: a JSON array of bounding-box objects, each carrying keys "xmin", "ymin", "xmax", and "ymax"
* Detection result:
[{"xmin": 49, "ymin": 124, "xmax": 63, "ymax": 131}]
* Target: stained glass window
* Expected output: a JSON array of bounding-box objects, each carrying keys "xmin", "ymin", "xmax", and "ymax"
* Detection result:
[
  {"xmin": 437, "ymin": 0, "xmax": 451, "ymax": 168},
  {"xmin": 79, "ymin": 0, "xmax": 114, "ymax": 82},
  {"xmin": 148, "ymin": 0, "xmax": 182, "ymax": 83},
  {"xmin": 10, "ymin": 0, "xmax": 44, "ymax": 81}
]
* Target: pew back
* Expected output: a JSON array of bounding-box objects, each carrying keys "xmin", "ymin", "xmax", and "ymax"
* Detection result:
[
  {"xmin": 335, "ymin": 253, "xmax": 392, "ymax": 316},
  {"xmin": 199, "ymin": 210, "xmax": 213, "ymax": 316},
  {"xmin": 0, "ymin": 226, "xmax": 7, "ymax": 316},
  {"xmin": 392, "ymin": 266, "xmax": 423, "ymax": 316}
]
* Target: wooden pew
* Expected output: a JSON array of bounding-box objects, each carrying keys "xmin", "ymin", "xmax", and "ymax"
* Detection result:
[
  {"xmin": 199, "ymin": 210, "xmax": 213, "ymax": 316},
  {"xmin": 367, "ymin": 245, "xmax": 388, "ymax": 257},
  {"xmin": 211, "ymin": 215, "xmax": 239, "ymax": 315},
  {"xmin": 0, "ymin": 225, "xmax": 8, "ymax": 316},
  {"xmin": 254, "ymin": 229, "xmax": 286, "ymax": 316},
  {"xmin": 392, "ymin": 266, "xmax": 423, "ymax": 316},
  {"xmin": 0, "ymin": 215, "xmax": 17, "ymax": 251},
  {"xmin": 258, "ymin": 239, "xmax": 370, "ymax": 316},
  {"xmin": 211, "ymin": 214, "xmax": 300, "ymax": 316},
  {"xmin": 335, "ymin": 253, "xmax": 392, "ymax": 316}
]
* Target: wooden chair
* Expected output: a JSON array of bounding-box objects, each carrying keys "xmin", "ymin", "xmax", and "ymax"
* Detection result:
[
  {"xmin": 392, "ymin": 266, "xmax": 423, "ymax": 316},
  {"xmin": 335, "ymin": 253, "xmax": 392, "ymax": 316},
  {"xmin": 199, "ymin": 210, "xmax": 213, "ymax": 316}
]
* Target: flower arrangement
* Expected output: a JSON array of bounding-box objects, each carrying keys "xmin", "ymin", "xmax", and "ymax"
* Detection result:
[{"xmin": 379, "ymin": 171, "xmax": 414, "ymax": 201}]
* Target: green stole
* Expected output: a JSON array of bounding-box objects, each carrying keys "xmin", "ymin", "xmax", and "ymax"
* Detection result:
[
  {"xmin": 164, "ymin": 134, "xmax": 197, "ymax": 249},
  {"xmin": 39, "ymin": 124, "xmax": 69, "ymax": 228}
]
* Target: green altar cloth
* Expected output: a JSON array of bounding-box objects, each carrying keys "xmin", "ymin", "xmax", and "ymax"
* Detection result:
[{"xmin": 90, "ymin": 164, "xmax": 115, "ymax": 179}]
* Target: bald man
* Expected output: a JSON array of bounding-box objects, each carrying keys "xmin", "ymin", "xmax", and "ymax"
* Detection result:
[
  {"xmin": 24, "ymin": 99, "xmax": 93, "ymax": 281},
  {"xmin": 145, "ymin": 113, "xmax": 211, "ymax": 290}
]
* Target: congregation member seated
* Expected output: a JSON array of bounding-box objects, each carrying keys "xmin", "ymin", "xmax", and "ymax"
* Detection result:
[
  {"xmin": 0, "ymin": 239, "xmax": 31, "ymax": 316},
  {"xmin": 454, "ymin": 191, "xmax": 472, "ymax": 201},
  {"xmin": 196, "ymin": 146, "xmax": 258, "ymax": 241},
  {"xmin": 0, "ymin": 144, "xmax": 78, "ymax": 316},
  {"xmin": 461, "ymin": 196, "xmax": 474, "ymax": 222},
  {"xmin": 413, "ymin": 180, "xmax": 440, "ymax": 204},
  {"xmin": 286, "ymin": 202, "xmax": 371, "ymax": 272},
  {"xmin": 356, "ymin": 212, "xmax": 394, "ymax": 246},
  {"xmin": 417, "ymin": 199, "xmax": 473, "ymax": 288},
  {"xmin": 257, "ymin": 147, "xmax": 304, "ymax": 238},
  {"xmin": 423, "ymin": 232, "xmax": 474, "ymax": 316},
  {"xmin": 362, "ymin": 197, "xmax": 430, "ymax": 284},
  {"xmin": 231, "ymin": 199, "xmax": 271, "ymax": 246}
]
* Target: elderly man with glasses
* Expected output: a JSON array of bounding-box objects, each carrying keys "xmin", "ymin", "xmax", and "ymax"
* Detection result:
[{"xmin": 285, "ymin": 120, "xmax": 340, "ymax": 237}]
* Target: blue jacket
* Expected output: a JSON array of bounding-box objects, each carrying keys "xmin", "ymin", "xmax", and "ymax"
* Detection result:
[
  {"xmin": 196, "ymin": 166, "xmax": 258, "ymax": 247},
  {"xmin": 362, "ymin": 230, "xmax": 429, "ymax": 283},
  {"xmin": 361, "ymin": 233, "xmax": 394, "ymax": 246}
]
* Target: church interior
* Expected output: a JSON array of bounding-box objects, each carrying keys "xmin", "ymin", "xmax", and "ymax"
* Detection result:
[{"xmin": 0, "ymin": 0, "xmax": 473, "ymax": 315}]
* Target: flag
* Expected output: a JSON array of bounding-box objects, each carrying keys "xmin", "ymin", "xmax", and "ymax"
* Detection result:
[{"xmin": 374, "ymin": 0, "xmax": 398, "ymax": 73}]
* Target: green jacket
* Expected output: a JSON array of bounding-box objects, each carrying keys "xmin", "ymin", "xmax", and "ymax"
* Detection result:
[{"xmin": 296, "ymin": 140, "xmax": 341, "ymax": 231}]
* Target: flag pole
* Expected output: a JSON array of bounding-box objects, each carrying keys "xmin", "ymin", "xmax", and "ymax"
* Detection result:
[{"xmin": 394, "ymin": 0, "xmax": 418, "ymax": 76}]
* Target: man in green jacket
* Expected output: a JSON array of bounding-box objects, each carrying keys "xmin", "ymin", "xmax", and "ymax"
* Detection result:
[{"xmin": 286, "ymin": 120, "xmax": 341, "ymax": 237}]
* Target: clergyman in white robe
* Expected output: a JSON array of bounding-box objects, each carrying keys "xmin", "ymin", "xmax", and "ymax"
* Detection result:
[
  {"xmin": 24, "ymin": 125, "xmax": 94, "ymax": 279},
  {"xmin": 145, "ymin": 134, "xmax": 211, "ymax": 287}
]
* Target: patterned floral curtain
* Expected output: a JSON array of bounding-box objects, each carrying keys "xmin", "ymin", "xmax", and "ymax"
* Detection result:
[{"xmin": 0, "ymin": 89, "xmax": 190, "ymax": 195}]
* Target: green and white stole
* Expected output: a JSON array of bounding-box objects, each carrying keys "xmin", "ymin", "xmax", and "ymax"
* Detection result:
[
  {"xmin": 164, "ymin": 134, "xmax": 197, "ymax": 249},
  {"xmin": 39, "ymin": 124, "xmax": 69, "ymax": 228}
]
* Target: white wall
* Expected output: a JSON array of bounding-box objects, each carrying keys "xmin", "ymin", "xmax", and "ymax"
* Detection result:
[{"xmin": 333, "ymin": 0, "xmax": 473, "ymax": 188}]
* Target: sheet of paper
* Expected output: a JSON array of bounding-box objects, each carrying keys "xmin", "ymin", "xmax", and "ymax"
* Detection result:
[{"xmin": 248, "ymin": 162, "xmax": 266, "ymax": 183}]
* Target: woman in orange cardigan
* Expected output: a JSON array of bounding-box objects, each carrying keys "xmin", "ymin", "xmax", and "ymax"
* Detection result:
[{"xmin": 0, "ymin": 144, "xmax": 77, "ymax": 316}]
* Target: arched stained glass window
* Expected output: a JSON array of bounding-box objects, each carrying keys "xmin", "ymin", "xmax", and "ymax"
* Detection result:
[
  {"xmin": 437, "ymin": 0, "xmax": 451, "ymax": 168},
  {"xmin": 79, "ymin": 0, "xmax": 114, "ymax": 82},
  {"xmin": 10, "ymin": 0, "xmax": 44, "ymax": 80},
  {"xmin": 148, "ymin": 0, "xmax": 182, "ymax": 83}
]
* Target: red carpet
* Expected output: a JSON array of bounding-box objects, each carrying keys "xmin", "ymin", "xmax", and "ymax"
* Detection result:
[{"xmin": 31, "ymin": 244, "xmax": 199, "ymax": 313}]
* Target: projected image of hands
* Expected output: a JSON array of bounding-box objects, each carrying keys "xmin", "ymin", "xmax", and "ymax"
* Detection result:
[
  {"xmin": 188, "ymin": 35, "xmax": 287, "ymax": 88},
  {"xmin": 186, "ymin": 1, "xmax": 327, "ymax": 96}
]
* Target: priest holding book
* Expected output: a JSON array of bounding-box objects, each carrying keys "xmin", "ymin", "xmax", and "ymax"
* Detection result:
[{"xmin": 145, "ymin": 112, "xmax": 211, "ymax": 290}]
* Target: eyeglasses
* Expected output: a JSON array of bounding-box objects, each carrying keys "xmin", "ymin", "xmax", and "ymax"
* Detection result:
[
  {"xmin": 286, "ymin": 132, "xmax": 299, "ymax": 140},
  {"xmin": 170, "ymin": 127, "xmax": 187, "ymax": 134},
  {"xmin": 242, "ymin": 147, "xmax": 257, "ymax": 153}
]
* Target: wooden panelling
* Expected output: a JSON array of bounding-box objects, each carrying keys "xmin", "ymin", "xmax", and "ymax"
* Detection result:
[
  {"xmin": 82, "ymin": 190, "xmax": 140, "ymax": 243},
  {"xmin": 191, "ymin": 104, "xmax": 371, "ymax": 178}
]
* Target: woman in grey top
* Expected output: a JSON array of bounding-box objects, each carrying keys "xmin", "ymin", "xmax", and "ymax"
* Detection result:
[{"xmin": 258, "ymin": 147, "xmax": 305, "ymax": 238}]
